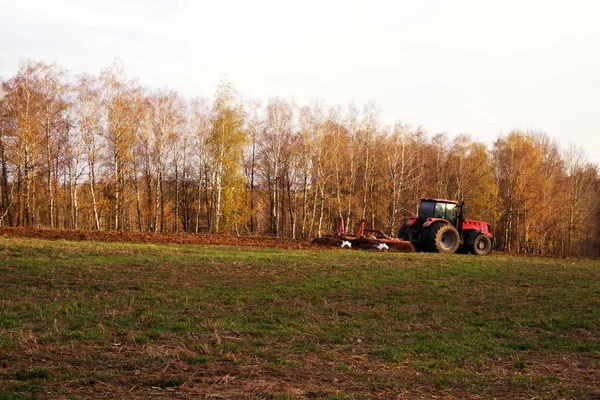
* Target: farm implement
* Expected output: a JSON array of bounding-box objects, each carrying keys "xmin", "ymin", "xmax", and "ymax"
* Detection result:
[{"xmin": 312, "ymin": 218, "xmax": 414, "ymax": 252}]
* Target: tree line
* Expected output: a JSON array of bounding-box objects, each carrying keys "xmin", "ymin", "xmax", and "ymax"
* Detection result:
[{"xmin": 1, "ymin": 60, "xmax": 598, "ymax": 256}]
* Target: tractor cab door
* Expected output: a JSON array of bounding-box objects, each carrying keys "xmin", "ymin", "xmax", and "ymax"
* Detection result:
[
  {"xmin": 444, "ymin": 203, "xmax": 459, "ymax": 227},
  {"xmin": 434, "ymin": 202, "xmax": 459, "ymax": 227}
]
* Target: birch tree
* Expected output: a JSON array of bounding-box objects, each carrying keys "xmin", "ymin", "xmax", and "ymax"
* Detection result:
[
  {"xmin": 259, "ymin": 98, "xmax": 294, "ymax": 236},
  {"xmin": 207, "ymin": 81, "xmax": 247, "ymax": 233},
  {"xmin": 100, "ymin": 63, "xmax": 141, "ymax": 230}
]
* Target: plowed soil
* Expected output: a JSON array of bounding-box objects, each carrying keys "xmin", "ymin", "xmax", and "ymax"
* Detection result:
[{"xmin": 0, "ymin": 227, "xmax": 323, "ymax": 250}]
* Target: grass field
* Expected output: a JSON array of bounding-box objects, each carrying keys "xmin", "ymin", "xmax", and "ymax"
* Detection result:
[{"xmin": 0, "ymin": 237, "xmax": 599, "ymax": 399}]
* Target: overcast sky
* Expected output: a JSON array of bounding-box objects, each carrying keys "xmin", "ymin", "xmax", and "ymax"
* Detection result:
[{"xmin": 1, "ymin": 0, "xmax": 599, "ymax": 165}]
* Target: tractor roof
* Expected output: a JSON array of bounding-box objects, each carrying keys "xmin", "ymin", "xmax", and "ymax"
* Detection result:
[{"xmin": 420, "ymin": 198, "xmax": 459, "ymax": 205}]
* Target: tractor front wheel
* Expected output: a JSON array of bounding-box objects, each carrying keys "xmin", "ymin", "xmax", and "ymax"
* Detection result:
[
  {"xmin": 470, "ymin": 234, "xmax": 492, "ymax": 256},
  {"xmin": 427, "ymin": 223, "xmax": 460, "ymax": 254}
]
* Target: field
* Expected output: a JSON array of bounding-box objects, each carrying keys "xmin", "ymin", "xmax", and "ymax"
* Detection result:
[
  {"xmin": 0, "ymin": 235, "xmax": 599, "ymax": 399},
  {"xmin": 0, "ymin": 227, "xmax": 323, "ymax": 250}
]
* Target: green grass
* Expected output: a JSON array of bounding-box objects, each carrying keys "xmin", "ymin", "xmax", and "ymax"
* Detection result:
[{"xmin": 0, "ymin": 237, "xmax": 599, "ymax": 399}]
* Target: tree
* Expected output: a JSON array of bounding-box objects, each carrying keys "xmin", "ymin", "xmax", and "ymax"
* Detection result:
[
  {"xmin": 493, "ymin": 132, "xmax": 544, "ymax": 252},
  {"xmin": 427, "ymin": 133, "xmax": 450, "ymax": 199},
  {"xmin": 75, "ymin": 75, "xmax": 105, "ymax": 229},
  {"xmin": 342, "ymin": 104, "xmax": 361, "ymax": 230},
  {"xmin": 100, "ymin": 63, "xmax": 141, "ymax": 230},
  {"xmin": 563, "ymin": 144, "xmax": 595, "ymax": 255},
  {"xmin": 1, "ymin": 61, "xmax": 47, "ymax": 226},
  {"xmin": 207, "ymin": 81, "xmax": 247, "ymax": 233},
  {"xmin": 189, "ymin": 97, "xmax": 211, "ymax": 233},
  {"xmin": 0, "ymin": 79, "xmax": 14, "ymax": 226},
  {"xmin": 384, "ymin": 123, "xmax": 422, "ymax": 235},
  {"xmin": 297, "ymin": 106, "xmax": 316, "ymax": 238},
  {"xmin": 259, "ymin": 98, "xmax": 294, "ymax": 236},
  {"xmin": 531, "ymin": 133, "xmax": 565, "ymax": 254},
  {"xmin": 149, "ymin": 90, "xmax": 185, "ymax": 232},
  {"xmin": 359, "ymin": 103, "xmax": 379, "ymax": 221},
  {"xmin": 591, "ymin": 175, "xmax": 600, "ymax": 257},
  {"xmin": 242, "ymin": 99, "xmax": 262, "ymax": 234},
  {"xmin": 175, "ymin": 112, "xmax": 195, "ymax": 233},
  {"xmin": 446, "ymin": 135, "xmax": 497, "ymax": 223},
  {"xmin": 36, "ymin": 63, "xmax": 69, "ymax": 228}
]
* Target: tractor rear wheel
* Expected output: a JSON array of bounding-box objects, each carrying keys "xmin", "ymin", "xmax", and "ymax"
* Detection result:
[
  {"xmin": 470, "ymin": 234, "xmax": 492, "ymax": 256},
  {"xmin": 426, "ymin": 223, "xmax": 460, "ymax": 254}
]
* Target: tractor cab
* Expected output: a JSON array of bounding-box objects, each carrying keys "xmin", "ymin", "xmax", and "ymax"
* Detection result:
[
  {"xmin": 400, "ymin": 198, "xmax": 463, "ymax": 244},
  {"xmin": 417, "ymin": 199, "xmax": 460, "ymax": 227}
]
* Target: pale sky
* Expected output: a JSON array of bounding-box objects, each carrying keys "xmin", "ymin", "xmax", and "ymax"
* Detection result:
[{"xmin": 1, "ymin": 0, "xmax": 599, "ymax": 165}]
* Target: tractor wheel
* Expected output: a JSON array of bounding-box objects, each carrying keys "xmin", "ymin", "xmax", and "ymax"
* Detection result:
[
  {"xmin": 470, "ymin": 234, "xmax": 492, "ymax": 256},
  {"xmin": 398, "ymin": 223, "xmax": 409, "ymax": 240},
  {"xmin": 427, "ymin": 223, "xmax": 460, "ymax": 254}
]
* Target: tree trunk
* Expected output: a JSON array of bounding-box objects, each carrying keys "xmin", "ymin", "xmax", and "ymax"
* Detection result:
[
  {"xmin": 362, "ymin": 143, "xmax": 370, "ymax": 219},
  {"xmin": 175, "ymin": 162, "xmax": 180, "ymax": 233},
  {"xmin": 89, "ymin": 157, "xmax": 100, "ymax": 230},
  {"xmin": 0, "ymin": 135, "xmax": 12, "ymax": 226},
  {"xmin": 301, "ymin": 173, "xmax": 308, "ymax": 238},
  {"xmin": 213, "ymin": 160, "xmax": 223, "ymax": 233},
  {"xmin": 317, "ymin": 184, "xmax": 325, "ymax": 238},
  {"xmin": 154, "ymin": 167, "xmax": 161, "ymax": 233},
  {"xmin": 133, "ymin": 164, "xmax": 143, "ymax": 232},
  {"xmin": 46, "ymin": 122, "xmax": 55, "ymax": 228},
  {"xmin": 114, "ymin": 153, "xmax": 120, "ymax": 231},
  {"xmin": 249, "ymin": 135, "xmax": 256, "ymax": 234}
]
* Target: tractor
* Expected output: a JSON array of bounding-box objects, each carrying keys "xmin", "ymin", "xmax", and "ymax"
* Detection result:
[{"xmin": 397, "ymin": 198, "xmax": 493, "ymax": 255}]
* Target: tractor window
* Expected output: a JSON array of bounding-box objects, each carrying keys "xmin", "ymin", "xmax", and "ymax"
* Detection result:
[
  {"xmin": 434, "ymin": 202, "xmax": 446, "ymax": 219},
  {"xmin": 445, "ymin": 203, "xmax": 458, "ymax": 224},
  {"xmin": 418, "ymin": 201, "xmax": 435, "ymax": 218}
]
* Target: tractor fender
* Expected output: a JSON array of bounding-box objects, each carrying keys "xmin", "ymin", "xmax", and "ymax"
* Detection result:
[
  {"xmin": 464, "ymin": 230, "xmax": 485, "ymax": 246},
  {"xmin": 406, "ymin": 217, "xmax": 418, "ymax": 227},
  {"xmin": 422, "ymin": 218, "xmax": 450, "ymax": 228}
]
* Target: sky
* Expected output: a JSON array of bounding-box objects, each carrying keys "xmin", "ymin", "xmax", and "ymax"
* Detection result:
[{"xmin": 1, "ymin": 0, "xmax": 599, "ymax": 165}]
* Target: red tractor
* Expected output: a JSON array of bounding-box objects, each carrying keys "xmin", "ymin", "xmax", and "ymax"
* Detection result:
[{"xmin": 398, "ymin": 198, "xmax": 493, "ymax": 255}]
